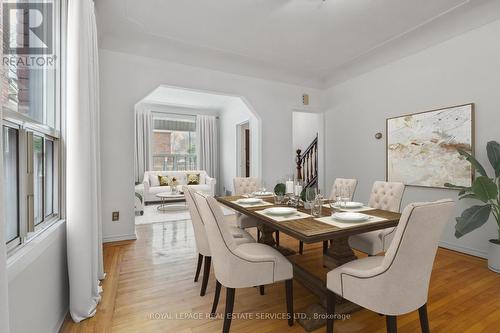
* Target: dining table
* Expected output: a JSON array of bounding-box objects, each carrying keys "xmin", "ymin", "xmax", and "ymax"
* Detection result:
[{"xmin": 217, "ymin": 195, "xmax": 401, "ymax": 331}]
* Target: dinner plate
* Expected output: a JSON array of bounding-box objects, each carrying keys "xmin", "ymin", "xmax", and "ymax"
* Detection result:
[
  {"xmin": 263, "ymin": 207, "xmax": 297, "ymax": 216},
  {"xmin": 338, "ymin": 201, "xmax": 364, "ymax": 209},
  {"xmin": 237, "ymin": 198, "xmax": 263, "ymax": 205},
  {"xmin": 253, "ymin": 191, "xmax": 274, "ymax": 197},
  {"xmin": 332, "ymin": 212, "xmax": 370, "ymax": 222}
]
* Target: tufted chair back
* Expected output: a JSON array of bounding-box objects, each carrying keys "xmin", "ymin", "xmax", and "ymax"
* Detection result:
[
  {"xmin": 233, "ymin": 177, "xmax": 261, "ymax": 195},
  {"xmin": 329, "ymin": 178, "xmax": 358, "ymax": 200},
  {"xmin": 183, "ymin": 186, "xmax": 211, "ymax": 256},
  {"xmin": 368, "ymin": 181, "xmax": 405, "ymax": 212}
]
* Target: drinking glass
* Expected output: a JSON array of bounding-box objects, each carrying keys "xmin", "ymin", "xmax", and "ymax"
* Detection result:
[{"xmin": 305, "ymin": 187, "xmax": 317, "ymax": 213}]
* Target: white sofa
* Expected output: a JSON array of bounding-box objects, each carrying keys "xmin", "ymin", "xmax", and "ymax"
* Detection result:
[{"xmin": 142, "ymin": 170, "xmax": 216, "ymax": 203}]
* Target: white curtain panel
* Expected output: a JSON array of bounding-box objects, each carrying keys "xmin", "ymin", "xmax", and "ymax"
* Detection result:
[
  {"xmin": 0, "ymin": 0, "xmax": 11, "ymax": 330},
  {"xmin": 134, "ymin": 107, "xmax": 153, "ymax": 183},
  {"xmin": 67, "ymin": 0, "xmax": 104, "ymax": 322},
  {"xmin": 196, "ymin": 115, "xmax": 219, "ymax": 178}
]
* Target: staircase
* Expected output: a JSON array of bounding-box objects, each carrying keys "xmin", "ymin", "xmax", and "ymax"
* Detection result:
[{"xmin": 296, "ymin": 134, "xmax": 318, "ymax": 189}]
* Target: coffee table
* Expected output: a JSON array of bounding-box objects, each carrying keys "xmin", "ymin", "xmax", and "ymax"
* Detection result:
[{"xmin": 156, "ymin": 192, "xmax": 187, "ymax": 211}]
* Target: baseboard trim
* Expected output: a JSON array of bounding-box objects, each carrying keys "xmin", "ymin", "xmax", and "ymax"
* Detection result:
[
  {"xmin": 103, "ymin": 233, "xmax": 137, "ymax": 243},
  {"xmin": 55, "ymin": 310, "xmax": 70, "ymax": 333},
  {"xmin": 439, "ymin": 240, "xmax": 488, "ymax": 259}
]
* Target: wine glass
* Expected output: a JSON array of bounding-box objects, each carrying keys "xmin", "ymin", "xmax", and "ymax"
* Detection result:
[{"xmin": 341, "ymin": 186, "xmax": 350, "ymax": 207}]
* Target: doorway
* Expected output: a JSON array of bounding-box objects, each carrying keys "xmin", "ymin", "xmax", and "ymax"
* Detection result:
[{"xmin": 236, "ymin": 121, "xmax": 250, "ymax": 177}]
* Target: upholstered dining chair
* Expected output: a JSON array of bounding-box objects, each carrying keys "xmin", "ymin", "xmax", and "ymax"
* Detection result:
[
  {"xmin": 299, "ymin": 178, "xmax": 358, "ymax": 255},
  {"xmin": 233, "ymin": 177, "xmax": 280, "ymax": 245},
  {"xmin": 183, "ymin": 186, "xmax": 255, "ymax": 296},
  {"xmin": 194, "ymin": 191, "xmax": 294, "ymax": 333},
  {"xmin": 328, "ymin": 178, "xmax": 358, "ymax": 201},
  {"xmin": 326, "ymin": 199, "xmax": 455, "ymax": 333},
  {"xmin": 348, "ymin": 181, "xmax": 405, "ymax": 255}
]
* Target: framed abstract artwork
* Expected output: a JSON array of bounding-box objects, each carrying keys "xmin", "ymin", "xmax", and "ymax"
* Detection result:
[{"xmin": 386, "ymin": 103, "xmax": 474, "ymax": 188}]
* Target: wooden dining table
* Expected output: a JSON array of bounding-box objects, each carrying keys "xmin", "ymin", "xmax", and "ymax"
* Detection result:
[{"xmin": 217, "ymin": 195, "xmax": 401, "ymax": 330}]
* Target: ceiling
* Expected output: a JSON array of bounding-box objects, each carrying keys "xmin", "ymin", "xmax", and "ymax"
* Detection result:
[
  {"xmin": 96, "ymin": 0, "xmax": 498, "ymax": 87},
  {"xmin": 141, "ymin": 86, "xmax": 241, "ymax": 110}
]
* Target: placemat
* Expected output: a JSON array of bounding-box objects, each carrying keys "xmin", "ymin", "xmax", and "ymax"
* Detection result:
[
  {"xmin": 230, "ymin": 200, "xmax": 274, "ymax": 208},
  {"xmin": 256, "ymin": 210, "xmax": 311, "ymax": 222}
]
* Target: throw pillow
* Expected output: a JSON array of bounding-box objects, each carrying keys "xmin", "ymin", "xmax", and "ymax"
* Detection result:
[
  {"xmin": 158, "ymin": 175, "xmax": 170, "ymax": 186},
  {"xmin": 186, "ymin": 173, "xmax": 200, "ymax": 185}
]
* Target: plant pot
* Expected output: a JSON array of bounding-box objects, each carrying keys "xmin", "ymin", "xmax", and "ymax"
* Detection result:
[{"xmin": 488, "ymin": 239, "xmax": 500, "ymax": 273}]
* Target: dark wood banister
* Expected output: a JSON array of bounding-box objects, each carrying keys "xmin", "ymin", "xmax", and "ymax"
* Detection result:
[{"xmin": 296, "ymin": 134, "xmax": 318, "ymax": 188}]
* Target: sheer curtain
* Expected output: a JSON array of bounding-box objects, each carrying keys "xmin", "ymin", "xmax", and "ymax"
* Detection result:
[
  {"xmin": 66, "ymin": 0, "xmax": 104, "ymax": 322},
  {"xmin": 0, "ymin": 0, "xmax": 11, "ymax": 329},
  {"xmin": 134, "ymin": 106, "xmax": 152, "ymax": 183},
  {"xmin": 196, "ymin": 115, "xmax": 218, "ymax": 178}
]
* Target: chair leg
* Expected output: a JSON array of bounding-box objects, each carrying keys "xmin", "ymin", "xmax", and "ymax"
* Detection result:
[
  {"xmin": 257, "ymin": 229, "xmax": 261, "ymax": 241},
  {"xmin": 418, "ymin": 304, "xmax": 430, "ymax": 333},
  {"xmin": 223, "ymin": 288, "xmax": 236, "ymax": 333},
  {"xmin": 211, "ymin": 280, "xmax": 222, "ymax": 318},
  {"xmin": 259, "ymin": 285, "xmax": 265, "ymax": 295},
  {"xmin": 299, "ymin": 241, "xmax": 304, "ymax": 255},
  {"xmin": 200, "ymin": 256, "xmax": 211, "ymax": 296},
  {"xmin": 386, "ymin": 315, "xmax": 397, "ymax": 333},
  {"xmin": 285, "ymin": 279, "xmax": 294, "ymax": 326},
  {"xmin": 275, "ymin": 231, "xmax": 280, "ymax": 246},
  {"xmin": 326, "ymin": 290, "xmax": 336, "ymax": 333},
  {"xmin": 323, "ymin": 241, "xmax": 328, "ymax": 254},
  {"xmin": 194, "ymin": 253, "xmax": 203, "ymax": 282}
]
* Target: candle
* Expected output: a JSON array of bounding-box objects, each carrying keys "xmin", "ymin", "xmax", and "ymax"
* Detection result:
[
  {"xmin": 294, "ymin": 185, "xmax": 302, "ymax": 196},
  {"xmin": 285, "ymin": 180, "xmax": 294, "ymax": 194}
]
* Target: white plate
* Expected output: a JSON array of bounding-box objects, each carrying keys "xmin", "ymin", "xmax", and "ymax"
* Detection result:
[
  {"xmin": 253, "ymin": 191, "xmax": 273, "ymax": 197},
  {"xmin": 338, "ymin": 201, "xmax": 364, "ymax": 209},
  {"xmin": 263, "ymin": 207, "xmax": 297, "ymax": 216},
  {"xmin": 332, "ymin": 212, "xmax": 370, "ymax": 222},
  {"xmin": 237, "ymin": 198, "xmax": 263, "ymax": 205}
]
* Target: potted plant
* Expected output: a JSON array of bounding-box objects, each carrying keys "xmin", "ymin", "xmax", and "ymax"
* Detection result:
[{"xmin": 445, "ymin": 141, "xmax": 500, "ymax": 273}]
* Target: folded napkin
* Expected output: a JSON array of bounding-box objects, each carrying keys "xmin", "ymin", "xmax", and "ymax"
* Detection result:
[
  {"xmin": 256, "ymin": 210, "xmax": 311, "ymax": 222},
  {"xmin": 315, "ymin": 215, "xmax": 387, "ymax": 229},
  {"xmin": 231, "ymin": 200, "xmax": 274, "ymax": 208}
]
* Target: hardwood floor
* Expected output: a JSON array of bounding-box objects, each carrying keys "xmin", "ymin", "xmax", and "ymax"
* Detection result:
[{"xmin": 60, "ymin": 218, "xmax": 500, "ymax": 333}]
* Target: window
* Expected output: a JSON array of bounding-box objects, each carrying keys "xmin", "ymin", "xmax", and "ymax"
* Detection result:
[
  {"xmin": 152, "ymin": 115, "xmax": 197, "ymax": 171},
  {"xmin": 2, "ymin": 0, "xmax": 64, "ymax": 252},
  {"xmin": 3, "ymin": 126, "xmax": 19, "ymax": 245}
]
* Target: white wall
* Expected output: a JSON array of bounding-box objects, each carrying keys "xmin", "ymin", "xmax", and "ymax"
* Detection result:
[
  {"xmin": 99, "ymin": 49, "xmax": 322, "ymax": 241},
  {"xmin": 323, "ymin": 18, "xmax": 500, "ymax": 258},
  {"xmin": 7, "ymin": 221, "xmax": 68, "ymax": 333},
  {"xmin": 219, "ymin": 98, "xmax": 259, "ymax": 195},
  {"xmin": 292, "ymin": 112, "xmax": 320, "ymax": 152}
]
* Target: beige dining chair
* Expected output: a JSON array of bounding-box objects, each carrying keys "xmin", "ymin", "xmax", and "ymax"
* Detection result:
[
  {"xmin": 233, "ymin": 177, "xmax": 280, "ymax": 245},
  {"xmin": 328, "ymin": 178, "xmax": 358, "ymax": 201},
  {"xmin": 183, "ymin": 186, "xmax": 255, "ymax": 296},
  {"xmin": 348, "ymin": 181, "xmax": 405, "ymax": 255},
  {"xmin": 299, "ymin": 178, "xmax": 358, "ymax": 255},
  {"xmin": 194, "ymin": 191, "xmax": 294, "ymax": 333},
  {"xmin": 326, "ymin": 199, "xmax": 455, "ymax": 333}
]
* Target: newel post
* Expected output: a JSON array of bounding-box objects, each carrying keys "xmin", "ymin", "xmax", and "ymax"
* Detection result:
[{"xmin": 296, "ymin": 149, "xmax": 303, "ymax": 181}]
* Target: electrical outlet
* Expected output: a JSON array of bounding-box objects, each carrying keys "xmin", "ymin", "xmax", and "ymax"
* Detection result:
[{"xmin": 112, "ymin": 211, "xmax": 119, "ymax": 221}]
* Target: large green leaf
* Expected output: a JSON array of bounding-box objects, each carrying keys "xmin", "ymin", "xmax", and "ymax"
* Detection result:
[
  {"xmin": 471, "ymin": 176, "xmax": 498, "ymax": 203},
  {"xmin": 457, "ymin": 148, "xmax": 487, "ymax": 177},
  {"xmin": 455, "ymin": 204, "xmax": 492, "ymax": 238},
  {"xmin": 486, "ymin": 141, "xmax": 500, "ymax": 177}
]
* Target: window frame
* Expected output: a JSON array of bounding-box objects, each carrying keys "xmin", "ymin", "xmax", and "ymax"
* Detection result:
[{"xmin": 2, "ymin": 0, "xmax": 65, "ymax": 255}]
